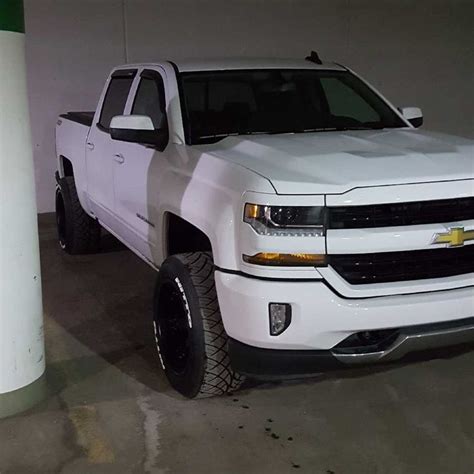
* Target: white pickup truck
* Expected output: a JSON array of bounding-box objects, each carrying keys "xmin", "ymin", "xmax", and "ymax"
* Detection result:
[{"xmin": 55, "ymin": 54, "xmax": 474, "ymax": 398}]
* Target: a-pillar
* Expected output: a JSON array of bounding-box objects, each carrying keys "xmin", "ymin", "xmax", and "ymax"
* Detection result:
[{"xmin": 0, "ymin": 0, "xmax": 46, "ymax": 418}]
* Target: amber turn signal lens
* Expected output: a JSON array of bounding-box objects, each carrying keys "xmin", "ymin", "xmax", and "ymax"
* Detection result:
[
  {"xmin": 244, "ymin": 203, "xmax": 261, "ymax": 219},
  {"xmin": 243, "ymin": 252, "xmax": 327, "ymax": 267}
]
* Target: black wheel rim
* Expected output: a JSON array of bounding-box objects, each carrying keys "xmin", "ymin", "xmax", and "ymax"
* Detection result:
[
  {"xmin": 56, "ymin": 191, "xmax": 67, "ymax": 249},
  {"xmin": 155, "ymin": 281, "xmax": 191, "ymax": 375}
]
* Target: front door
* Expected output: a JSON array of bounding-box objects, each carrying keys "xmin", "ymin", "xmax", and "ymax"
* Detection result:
[
  {"xmin": 86, "ymin": 69, "xmax": 136, "ymax": 227},
  {"xmin": 112, "ymin": 68, "xmax": 170, "ymax": 263}
]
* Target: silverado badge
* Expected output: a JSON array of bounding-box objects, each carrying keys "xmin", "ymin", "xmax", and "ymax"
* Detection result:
[{"xmin": 432, "ymin": 227, "xmax": 474, "ymax": 247}]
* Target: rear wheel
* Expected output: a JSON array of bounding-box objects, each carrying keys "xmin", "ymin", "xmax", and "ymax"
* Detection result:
[
  {"xmin": 55, "ymin": 176, "xmax": 100, "ymax": 254},
  {"xmin": 153, "ymin": 251, "xmax": 245, "ymax": 398}
]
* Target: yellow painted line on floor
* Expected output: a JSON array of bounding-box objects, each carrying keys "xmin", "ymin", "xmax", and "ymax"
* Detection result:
[{"xmin": 68, "ymin": 405, "xmax": 115, "ymax": 464}]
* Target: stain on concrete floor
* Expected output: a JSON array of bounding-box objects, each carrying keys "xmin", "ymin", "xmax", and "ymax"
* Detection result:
[{"xmin": 1, "ymin": 215, "xmax": 473, "ymax": 474}]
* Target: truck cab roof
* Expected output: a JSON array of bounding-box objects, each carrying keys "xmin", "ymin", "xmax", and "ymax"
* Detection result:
[
  {"xmin": 114, "ymin": 58, "xmax": 345, "ymax": 73},
  {"xmin": 174, "ymin": 58, "xmax": 345, "ymax": 72}
]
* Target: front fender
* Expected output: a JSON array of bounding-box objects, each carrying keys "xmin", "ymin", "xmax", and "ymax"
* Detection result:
[{"xmin": 154, "ymin": 148, "xmax": 275, "ymax": 269}]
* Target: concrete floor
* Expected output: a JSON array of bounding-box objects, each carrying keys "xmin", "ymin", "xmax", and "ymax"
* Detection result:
[{"xmin": 1, "ymin": 215, "xmax": 473, "ymax": 474}]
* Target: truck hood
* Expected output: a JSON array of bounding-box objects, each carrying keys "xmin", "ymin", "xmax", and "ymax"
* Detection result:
[{"xmin": 201, "ymin": 129, "xmax": 474, "ymax": 194}]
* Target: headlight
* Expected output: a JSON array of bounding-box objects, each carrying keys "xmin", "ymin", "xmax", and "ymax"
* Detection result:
[{"xmin": 244, "ymin": 204, "xmax": 325, "ymax": 237}]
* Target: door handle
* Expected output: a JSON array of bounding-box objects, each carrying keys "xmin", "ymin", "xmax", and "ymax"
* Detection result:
[
  {"xmin": 114, "ymin": 153, "xmax": 125, "ymax": 164},
  {"xmin": 86, "ymin": 142, "xmax": 95, "ymax": 151}
]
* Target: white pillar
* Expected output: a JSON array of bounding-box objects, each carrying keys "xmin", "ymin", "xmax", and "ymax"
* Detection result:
[{"xmin": 0, "ymin": 0, "xmax": 46, "ymax": 418}]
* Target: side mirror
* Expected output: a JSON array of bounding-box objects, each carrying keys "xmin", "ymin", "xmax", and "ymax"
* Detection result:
[
  {"xmin": 110, "ymin": 115, "xmax": 168, "ymax": 151},
  {"xmin": 400, "ymin": 107, "xmax": 423, "ymax": 128}
]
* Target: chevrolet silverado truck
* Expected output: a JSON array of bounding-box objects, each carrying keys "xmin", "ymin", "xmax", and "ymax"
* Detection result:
[{"xmin": 55, "ymin": 54, "xmax": 474, "ymax": 398}]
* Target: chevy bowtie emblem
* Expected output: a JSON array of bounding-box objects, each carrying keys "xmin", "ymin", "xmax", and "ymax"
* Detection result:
[{"xmin": 432, "ymin": 227, "xmax": 474, "ymax": 247}]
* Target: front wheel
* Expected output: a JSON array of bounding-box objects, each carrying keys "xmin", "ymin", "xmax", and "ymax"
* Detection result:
[{"xmin": 153, "ymin": 252, "xmax": 245, "ymax": 398}]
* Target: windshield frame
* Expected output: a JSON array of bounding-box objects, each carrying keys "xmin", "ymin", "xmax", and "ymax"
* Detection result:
[{"xmin": 177, "ymin": 68, "xmax": 409, "ymax": 145}]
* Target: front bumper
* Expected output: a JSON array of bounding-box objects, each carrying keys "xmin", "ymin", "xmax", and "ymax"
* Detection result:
[
  {"xmin": 215, "ymin": 270, "xmax": 474, "ymax": 374},
  {"xmin": 229, "ymin": 317, "xmax": 474, "ymax": 376}
]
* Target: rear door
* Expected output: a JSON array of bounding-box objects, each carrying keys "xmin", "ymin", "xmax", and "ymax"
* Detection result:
[{"xmin": 86, "ymin": 69, "xmax": 137, "ymax": 226}]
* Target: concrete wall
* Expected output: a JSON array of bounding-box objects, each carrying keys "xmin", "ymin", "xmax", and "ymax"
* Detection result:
[{"xmin": 24, "ymin": 0, "xmax": 474, "ymax": 213}]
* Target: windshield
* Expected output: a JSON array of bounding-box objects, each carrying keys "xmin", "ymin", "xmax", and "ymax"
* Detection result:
[{"xmin": 180, "ymin": 69, "xmax": 406, "ymax": 144}]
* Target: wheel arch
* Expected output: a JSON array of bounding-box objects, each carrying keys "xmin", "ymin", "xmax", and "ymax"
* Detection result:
[
  {"xmin": 164, "ymin": 212, "xmax": 213, "ymax": 258},
  {"xmin": 59, "ymin": 155, "xmax": 74, "ymax": 178}
]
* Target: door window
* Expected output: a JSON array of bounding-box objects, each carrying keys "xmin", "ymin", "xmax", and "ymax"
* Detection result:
[
  {"xmin": 98, "ymin": 75, "xmax": 135, "ymax": 130},
  {"xmin": 132, "ymin": 73, "xmax": 166, "ymax": 128}
]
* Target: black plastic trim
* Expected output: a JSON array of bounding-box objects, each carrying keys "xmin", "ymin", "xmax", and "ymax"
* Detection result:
[
  {"xmin": 408, "ymin": 116, "xmax": 423, "ymax": 128},
  {"xmin": 327, "ymin": 197, "xmax": 473, "ymax": 229},
  {"xmin": 111, "ymin": 68, "xmax": 138, "ymax": 78},
  {"xmin": 140, "ymin": 69, "xmax": 161, "ymax": 80},
  {"xmin": 168, "ymin": 60, "xmax": 191, "ymax": 144},
  {"xmin": 329, "ymin": 245, "xmax": 474, "ymax": 285},
  {"xmin": 110, "ymin": 128, "xmax": 169, "ymax": 150},
  {"xmin": 228, "ymin": 338, "xmax": 344, "ymax": 376},
  {"xmin": 214, "ymin": 265, "xmax": 322, "ymax": 283},
  {"xmin": 229, "ymin": 317, "xmax": 474, "ymax": 376},
  {"xmin": 59, "ymin": 112, "xmax": 94, "ymax": 127}
]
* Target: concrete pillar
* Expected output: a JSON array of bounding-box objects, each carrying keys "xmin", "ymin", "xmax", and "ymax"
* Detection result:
[{"xmin": 0, "ymin": 0, "xmax": 46, "ymax": 418}]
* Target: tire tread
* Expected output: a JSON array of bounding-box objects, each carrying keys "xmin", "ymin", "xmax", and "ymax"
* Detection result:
[
  {"xmin": 174, "ymin": 251, "xmax": 245, "ymax": 397},
  {"xmin": 57, "ymin": 176, "xmax": 100, "ymax": 254}
]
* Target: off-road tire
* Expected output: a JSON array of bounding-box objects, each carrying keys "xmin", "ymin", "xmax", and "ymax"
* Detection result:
[
  {"xmin": 55, "ymin": 176, "xmax": 100, "ymax": 254},
  {"xmin": 153, "ymin": 251, "xmax": 245, "ymax": 398}
]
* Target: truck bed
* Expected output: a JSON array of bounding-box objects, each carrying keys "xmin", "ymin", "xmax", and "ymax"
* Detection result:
[
  {"xmin": 59, "ymin": 111, "xmax": 94, "ymax": 127},
  {"xmin": 56, "ymin": 112, "xmax": 94, "ymax": 211}
]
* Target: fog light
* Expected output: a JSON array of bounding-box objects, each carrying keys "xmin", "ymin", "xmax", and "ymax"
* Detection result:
[{"xmin": 269, "ymin": 303, "xmax": 292, "ymax": 336}]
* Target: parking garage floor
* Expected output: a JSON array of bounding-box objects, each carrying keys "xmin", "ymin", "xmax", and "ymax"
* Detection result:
[{"xmin": 1, "ymin": 214, "xmax": 473, "ymax": 474}]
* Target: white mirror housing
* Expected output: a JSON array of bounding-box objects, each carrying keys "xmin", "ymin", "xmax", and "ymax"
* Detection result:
[{"xmin": 110, "ymin": 114, "xmax": 155, "ymax": 131}]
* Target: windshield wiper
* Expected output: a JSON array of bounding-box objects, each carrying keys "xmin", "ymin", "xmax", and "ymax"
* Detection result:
[
  {"xmin": 199, "ymin": 132, "xmax": 239, "ymax": 139},
  {"xmin": 294, "ymin": 127, "xmax": 338, "ymax": 133},
  {"xmin": 236, "ymin": 131, "xmax": 275, "ymax": 136},
  {"xmin": 336, "ymin": 125, "xmax": 385, "ymax": 131},
  {"xmin": 199, "ymin": 130, "xmax": 274, "ymax": 140},
  {"xmin": 198, "ymin": 125, "xmax": 386, "ymax": 141},
  {"xmin": 292, "ymin": 126, "xmax": 382, "ymax": 133}
]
